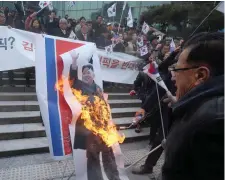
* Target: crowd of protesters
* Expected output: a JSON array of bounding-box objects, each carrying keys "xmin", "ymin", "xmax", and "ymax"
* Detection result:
[
  {"xmin": 0, "ymin": 3, "xmax": 179, "ymax": 87},
  {"xmin": 0, "ymin": 3, "xmax": 224, "ymax": 180}
]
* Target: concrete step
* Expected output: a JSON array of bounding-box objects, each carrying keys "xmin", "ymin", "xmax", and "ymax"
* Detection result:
[
  {"xmin": 0, "ymin": 92, "xmax": 136, "ymax": 101},
  {"xmin": 0, "ymin": 123, "xmax": 46, "ymax": 140},
  {"xmin": 0, "ymin": 111, "xmax": 41, "ymax": 125},
  {"xmin": 0, "ymin": 107, "xmax": 139, "ymax": 125},
  {"xmin": 0, "ymin": 128, "xmax": 149, "ymax": 157},
  {"xmin": 2, "ymin": 72, "xmax": 35, "ymax": 78},
  {"xmin": 108, "ymin": 93, "xmax": 136, "ymax": 100},
  {"xmin": 0, "ymin": 92, "xmax": 37, "ymax": 101},
  {"xmin": 1, "ymin": 79, "xmax": 35, "ymax": 85},
  {"xmin": 111, "ymin": 107, "xmax": 139, "ymax": 118},
  {"xmin": 0, "ymin": 85, "xmax": 35, "ymax": 92},
  {"xmin": 0, "ymin": 99, "xmax": 141, "ymax": 112},
  {"xmin": 108, "ymin": 99, "xmax": 141, "ymax": 108},
  {"xmin": 0, "ymin": 101, "xmax": 40, "ymax": 112}
]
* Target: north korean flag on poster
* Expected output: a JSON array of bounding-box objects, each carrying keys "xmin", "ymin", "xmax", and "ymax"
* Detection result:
[{"xmin": 35, "ymin": 35, "xmax": 129, "ymax": 180}]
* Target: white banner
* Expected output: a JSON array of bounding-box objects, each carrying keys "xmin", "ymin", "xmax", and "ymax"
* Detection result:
[{"xmin": 0, "ymin": 27, "xmax": 143, "ymax": 84}]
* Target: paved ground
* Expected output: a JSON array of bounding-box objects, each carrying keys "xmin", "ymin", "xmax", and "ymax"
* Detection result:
[{"xmin": 0, "ymin": 140, "xmax": 164, "ymax": 180}]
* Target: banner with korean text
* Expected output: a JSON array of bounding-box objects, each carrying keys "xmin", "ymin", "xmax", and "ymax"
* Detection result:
[{"xmin": 0, "ymin": 26, "xmax": 143, "ymax": 84}]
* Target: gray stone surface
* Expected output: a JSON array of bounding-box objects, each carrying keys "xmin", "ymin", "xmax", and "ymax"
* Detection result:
[
  {"xmin": 0, "ymin": 111, "xmax": 40, "ymax": 118},
  {"xmin": 108, "ymin": 99, "xmax": 141, "ymax": 104},
  {"xmin": 0, "ymin": 92, "xmax": 36, "ymax": 96},
  {"xmin": 0, "ymin": 140, "xmax": 164, "ymax": 180},
  {"xmin": 0, "ymin": 101, "xmax": 39, "ymax": 106},
  {"xmin": 111, "ymin": 107, "xmax": 139, "ymax": 113},
  {"xmin": 0, "ymin": 137, "xmax": 48, "ymax": 152}
]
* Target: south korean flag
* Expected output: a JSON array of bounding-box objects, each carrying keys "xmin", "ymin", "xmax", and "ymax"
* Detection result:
[
  {"xmin": 105, "ymin": 45, "xmax": 113, "ymax": 54},
  {"xmin": 39, "ymin": 1, "xmax": 50, "ymax": 9},
  {"xmin": 140, "ymin": 45, "xmax": 148, "ymax": 56},
  {"xmin": 136, "ymin": 36, "xmax": 144, "ymax": 47},
  {"xmin": 142, "ymin": 22, "xmax": 150, "ymax": 35}
]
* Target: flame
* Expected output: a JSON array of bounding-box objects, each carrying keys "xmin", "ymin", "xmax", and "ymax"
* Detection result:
[{"xmin": 55, "ymin": 76, "xmax": 125, "ymax": 147}]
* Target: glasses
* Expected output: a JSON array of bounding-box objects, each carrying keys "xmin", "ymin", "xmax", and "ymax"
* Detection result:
[{"xmin": 169, "ymin": 66, "xmax": 199, "ymax": 72}]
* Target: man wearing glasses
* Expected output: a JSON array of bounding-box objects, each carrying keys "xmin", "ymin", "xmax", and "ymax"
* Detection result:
[{"xmin": 162, "ymin": 32, "xmax": 224, "ymax": 180}]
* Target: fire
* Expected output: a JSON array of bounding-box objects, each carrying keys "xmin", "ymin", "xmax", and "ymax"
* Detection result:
[{"xmin": 55, "ymin": 76, "xmax": 125, "ymax": 147}]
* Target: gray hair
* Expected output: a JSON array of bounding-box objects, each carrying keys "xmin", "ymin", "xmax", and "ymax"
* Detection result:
[{"xmin": 59, "ymin": 18, "xmax": 68, "ymax": 24}]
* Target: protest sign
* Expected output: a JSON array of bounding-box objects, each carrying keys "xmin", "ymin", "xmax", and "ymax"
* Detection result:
[{"xmin": 0, "ymin": 27, "xmax": 143, "ymax": 85}]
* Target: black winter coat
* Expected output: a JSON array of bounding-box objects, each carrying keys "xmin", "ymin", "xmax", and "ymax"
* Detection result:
[{"xmin": 162, "ymin": 75, "xmax": 224, "ymax": 180}]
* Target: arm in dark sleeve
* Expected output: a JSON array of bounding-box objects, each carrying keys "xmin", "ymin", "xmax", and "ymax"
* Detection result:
[
  {"xmin": 158, "ymin": 51, "xmax": 178, "ymax": 73},
  {"xmin": 69, "ymin": 65, "xmax": 78, "ymax": 84},
  {"xmin": 14, "ymin": 3, "xmax": 24, "ymax": 16},
  {"xmin": 141, "ymin": 80, "xmax": 166, "ymax": 112},
  {"xmin": 133, "ymin": 72, "xmax": 144, "ymax": 92}
]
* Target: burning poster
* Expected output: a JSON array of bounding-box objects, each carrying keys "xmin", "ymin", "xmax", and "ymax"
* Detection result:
[{"xmin": 35, "ymin": 35, "xmax": 129, "ymax": 180}]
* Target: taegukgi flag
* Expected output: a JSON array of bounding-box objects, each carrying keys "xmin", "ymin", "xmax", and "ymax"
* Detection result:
[
  {"xmin": 35, "ymin": 34, "xmax": 129, "ymax": 180},
  {"xmin": 142, "ymin": 21, "xmax": 150, "ymax": 34},
  {"xmin": 143, "ymin": 61, "xmax": 168, "ymax": 91},
  {"xmin": 107, "ymin": 3, "xmax": 117, "ymax": 17}
]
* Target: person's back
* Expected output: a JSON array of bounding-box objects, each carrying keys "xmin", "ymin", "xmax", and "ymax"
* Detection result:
[{"xmin": 162, "ymin": 32, "xmax": 224, "ymax": 180}]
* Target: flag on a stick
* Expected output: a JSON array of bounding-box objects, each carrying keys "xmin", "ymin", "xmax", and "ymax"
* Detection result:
[
  {"xmin": 143, "ymin": 61, "xmax": 168, "ymax": 91},
  {"xmin": 105, "ymin": 44, "xmax": 113, "ymax": 54},
  {"xmin": 216, "ymin": 1, "xmax": 224, "ymax": 13},
  {"xmin": 127, "ymin": 7, "xmax": 133, "ymax": 28},
  {"xmin": 68, "ymin": 1, "xmax": 76, "ymax": 7},
  {"xmin": 122, "ymin": 2, "xmax": 126, "ymax": 11},
  {"xmin": 142, "ymin": 22, "xmax": 150, "ymax": 34},
  {"xmin": 140, "ymin": 45, "xmax": 148, "ymax": 56},
  {"xmin": 169, "ymin": 38, "xmax": 176, "ymax": 52},
  {"xmin": 107, "ymin": 3, "xmax": 117, "ymax": 17}
]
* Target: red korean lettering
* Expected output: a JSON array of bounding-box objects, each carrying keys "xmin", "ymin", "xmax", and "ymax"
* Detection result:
[
  {"xmin": 127, "ymin": 62, "xmax": 135, "ymax": 70},
  {"xmin": 101, "ymin": 58, "xmax": 111, "ymax": 68},
  {"xmin": 121, "ymin": 62, "xmax": 129, "ymax": 69},
  {"xmin": 22, "ymin": 41, "xmax": 33, "ymax": 51},
  {"xmin": 110, "ymin": 59, "xmax": 120, "ymax": 68}
]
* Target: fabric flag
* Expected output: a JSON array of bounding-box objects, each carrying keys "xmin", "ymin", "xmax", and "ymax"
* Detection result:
[
  {"xmin": 216, "ymin": 2, "xmax": 224, "ymax": 13},
  {"xmin": 127, "ymin": 7, "xmax": 133, "ymax": 28},
  {"xmin": 143, "ymin": 61, "xmax": 168, "ymax": 91},
  {"xmin": 136, "ymin": 36, "xmax": 144, "ymax": 47},
  {"xmin": 142, "ymin": 22, "xmax": 150, "ymax": 34},
  {"xmin": 68, "ymin": 1, "xmax": 76, "ymax": 7},
  {"xmin": 69, "ymin": 30, "xmax": 77, "ymax": 40},
  {"xmin": 107, "ymin": 3, "xmax": 117, "ymax": 17},
  {"xmin": 105, "ymin": 44, "xmax": 113, "ymax": 54},
  {"xmin": 122, "ymin": 1, "xmax": 126, "ymax": 11},
  {"xmin": 48, "ymin": 2, "xmax": 54, "ymax": 11},
  {"xmin": 35, "ymin": 34, "xmax": 129, "ymax": 180},
  {"xmin": 39, "ymin": 1, "xmax": 50, "ymax": 9},
  {"xmin": 140, "ymin": 45, "xmax": 148, "ymax": 56},
  {"xmin": 170, "ymin": 38, "xmax": 176, "ymax": 53}
]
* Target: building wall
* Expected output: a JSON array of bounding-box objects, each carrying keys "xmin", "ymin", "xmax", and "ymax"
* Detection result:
[{"xmin": 53, "ymin": 1, "xmax": 170, "ymax": 20}]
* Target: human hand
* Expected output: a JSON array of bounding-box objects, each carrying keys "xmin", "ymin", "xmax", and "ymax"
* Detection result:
[
  {"xmin": 135, "ymin": 108, "xmax": 145, "ymax": 117},
  {"xmin": 70, "ymin": 51, "xmax": 79, "ymax": 70},
  {"xmin": 30, "ymin": 12, "xmax": 37, "ymax": 18},
  {"xmin": 163, "ymin": 91, "xmax": 177, "ymax": 107},
  {"xmin": 129, "ymin": 90, "xmax": 136, "ymax": 96},
  {"xmin": 174, "ymin": 46, "xmax": 181, "ymax": 53}
]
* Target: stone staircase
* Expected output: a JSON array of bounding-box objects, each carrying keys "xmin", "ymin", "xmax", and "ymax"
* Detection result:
[{"xmin": 0, "ymin": 70, "xmax": 150, "ymax": 158}]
